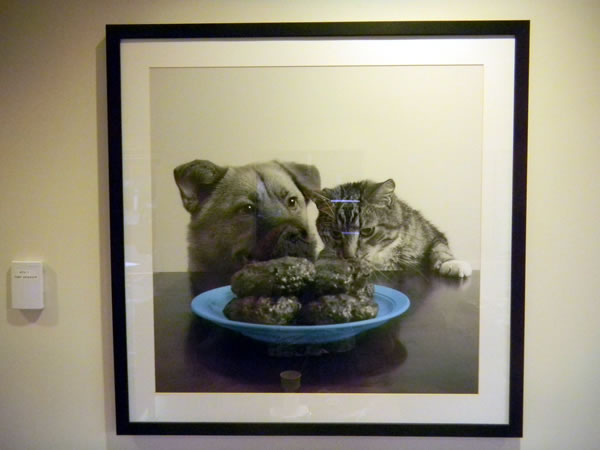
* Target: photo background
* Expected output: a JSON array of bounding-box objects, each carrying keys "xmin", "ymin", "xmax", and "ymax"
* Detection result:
[{"xmin": 150, "ymin": 65, "xmax": 483, "ymax": 272}]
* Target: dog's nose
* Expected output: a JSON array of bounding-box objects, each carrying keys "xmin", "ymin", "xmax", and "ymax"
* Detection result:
[{"xmin": 280, "ymin": 226, "xmax": 308, "ymax": 243}]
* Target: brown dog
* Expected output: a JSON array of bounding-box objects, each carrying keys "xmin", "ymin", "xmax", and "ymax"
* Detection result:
[{"xmin": 174, "ymin": 160, "xmax": 321, "ymax": 277}]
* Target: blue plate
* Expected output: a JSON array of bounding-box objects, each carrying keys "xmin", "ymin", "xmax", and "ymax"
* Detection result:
[{"xmin": 190, "ymin": 285, "xmax": 410, "ymax": 344}]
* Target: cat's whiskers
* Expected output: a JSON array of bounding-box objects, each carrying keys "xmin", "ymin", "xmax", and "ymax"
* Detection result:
[
  {"xmin": 314, "ymin": 179, "xmax": 467, "ymax": 279},
  {"xmin": 312, "ymin": 190, "xmax": 336, "ymax": 219},
  {"xmin": 370, "ymin": 268, "xmax": 394, "ymax": 284}
]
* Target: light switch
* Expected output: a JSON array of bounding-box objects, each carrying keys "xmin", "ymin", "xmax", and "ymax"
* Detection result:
[{"xmin": 11, "ymin": 261, "xmax": 44, "ymax": 309}]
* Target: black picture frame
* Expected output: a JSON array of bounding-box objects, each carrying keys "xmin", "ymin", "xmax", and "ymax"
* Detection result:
[{"xmin": 106, "ymin": 20, "xmax": 528, "ymax": 437}]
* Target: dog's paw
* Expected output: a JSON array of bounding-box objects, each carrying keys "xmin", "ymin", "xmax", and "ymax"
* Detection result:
[{"xmin": 438, "ymin": 259, "xmax": 472, "ymax": 278}]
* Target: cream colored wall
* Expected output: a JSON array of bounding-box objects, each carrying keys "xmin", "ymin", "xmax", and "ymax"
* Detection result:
[{"xmin": 0, "ymin": 1, "xmax": 598, "ymax": 449}]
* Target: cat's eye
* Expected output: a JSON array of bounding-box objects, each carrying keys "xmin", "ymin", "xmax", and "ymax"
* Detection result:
[
  {"xmin": 331, "ymin": 230, "xmax": 342, "ymax": 240},
  {"xmin": 360, "ymin": 227, "xmax": 375, "ymax": 237},
  {"xmin": 287, "ymin": 196, "xmax": 299, "ymax": 208}
]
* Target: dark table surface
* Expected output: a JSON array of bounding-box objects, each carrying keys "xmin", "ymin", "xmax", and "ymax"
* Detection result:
[{"xmin": 154, "ymin": 270, "xmax": 479, "ymax": 394}]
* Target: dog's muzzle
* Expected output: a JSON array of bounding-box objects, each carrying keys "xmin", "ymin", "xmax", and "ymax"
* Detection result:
[{"xmin": 252, "ymin": 220, "xmax": 315, "ymax": 262}]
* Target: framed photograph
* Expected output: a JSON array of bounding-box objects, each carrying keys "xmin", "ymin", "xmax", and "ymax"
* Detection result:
[{"xmin": 106, "ymin": 21, "xmax": 528, "ymax": 436}]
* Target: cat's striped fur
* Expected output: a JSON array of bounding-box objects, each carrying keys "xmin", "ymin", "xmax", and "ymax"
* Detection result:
[{"xmin": 313, "ymin": 179, "xmax": 471, "ymax": 277}]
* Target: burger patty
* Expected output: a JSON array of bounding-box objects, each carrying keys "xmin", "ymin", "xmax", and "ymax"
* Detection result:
[
  {"xmin": 223, "ymin": 295, "xmax": 302, "ymax": 325},
  {"xmin": 224, "ymin": 257, "xmax": 378, "ymax": 325},
  {"xmin": 230, "ymin": 256, "xmax": 315, "ymax": 298}
]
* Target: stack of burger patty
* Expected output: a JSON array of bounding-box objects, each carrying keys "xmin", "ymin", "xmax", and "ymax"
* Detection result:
[{"xmin": 223, "ymin": 256, "xmax": 377, "ymax": 325}]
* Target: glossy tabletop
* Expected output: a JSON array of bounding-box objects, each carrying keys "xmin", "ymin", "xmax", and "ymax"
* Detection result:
[{"xmin": 153, "ymin": 270, "xmax": 479, "ymax": 394}]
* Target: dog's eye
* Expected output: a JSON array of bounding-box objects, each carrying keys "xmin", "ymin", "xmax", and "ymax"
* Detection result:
[
  {"xmin": 360, "ymin": 227, "xmax": 375, "ymax": 238},
  {"xmin": 238, "ymin": 204, "xmax": 255, "ymax": 214},
  {"xmin": 287, "ymin": 196, "xmax": 299, "ymax": 208}
]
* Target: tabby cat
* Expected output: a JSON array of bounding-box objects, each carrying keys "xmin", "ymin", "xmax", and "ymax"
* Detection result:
[{"xmin": 312, "ymin": 179, "xmax": 471, "ymax": 277}]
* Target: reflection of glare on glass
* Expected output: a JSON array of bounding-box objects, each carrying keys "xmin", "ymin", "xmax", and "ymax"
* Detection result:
[
  {"xmin": 125, "ymin": 262, "xmax": 140, "ymax": 267},
  {"xmin": 330, "ymin": 199, "xmax": 360, "ymax": 203},
  {"xmin": 269, "ymin": 395, "xmax": 312, "ymax": 420},
  {"xmin": 124, "ymin": 182, "xmax": 140, "ymax": 225}
]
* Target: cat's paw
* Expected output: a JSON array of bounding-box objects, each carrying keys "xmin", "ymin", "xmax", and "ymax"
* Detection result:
[{"xmin": 438, "ymin": 260, "xmax": 472, "ymax": 278}]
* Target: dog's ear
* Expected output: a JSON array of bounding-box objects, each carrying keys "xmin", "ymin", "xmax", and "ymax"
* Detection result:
[
  {"xmin": 174, "ymin": 160, "xmax": 228, "ymax": 214},
  {"xmin": 276, "ymin": 161, "xmax": 321, "ymax": 201}
]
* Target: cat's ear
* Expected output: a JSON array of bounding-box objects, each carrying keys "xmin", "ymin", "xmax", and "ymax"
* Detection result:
[{"xmin": 366, "ymin": 179, "xmax": 396, "ymax": 207}]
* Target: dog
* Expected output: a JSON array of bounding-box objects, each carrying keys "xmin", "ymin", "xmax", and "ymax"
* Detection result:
[{"xmin": 174, "ymin": 159, "xmax": 321, "ymax": 278}]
